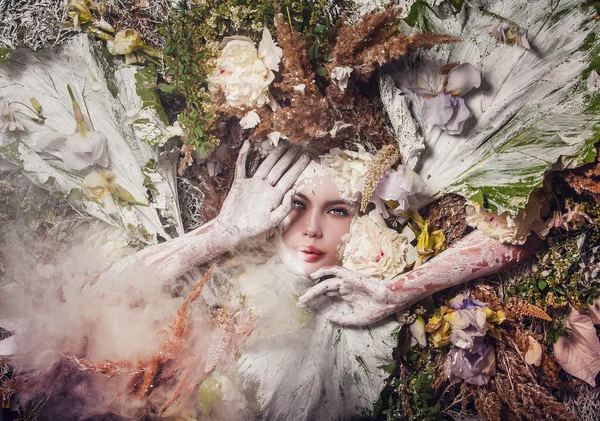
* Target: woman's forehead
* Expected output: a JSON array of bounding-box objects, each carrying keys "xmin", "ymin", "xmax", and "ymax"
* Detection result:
[{"xmin": 294, "ymin": 165, "xmax": 341, "ymax": 198}]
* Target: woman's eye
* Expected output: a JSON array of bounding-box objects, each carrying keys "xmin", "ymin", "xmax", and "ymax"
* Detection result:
[
  {"xmin": 328, "ymin": 208, "xmax": 350, "ymax": 217},
  {"xmin": 292, "ymin": 200, "xmax": 305, "ymax": 209}
]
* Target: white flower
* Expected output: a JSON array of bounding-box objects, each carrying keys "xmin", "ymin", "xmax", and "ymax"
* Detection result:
[
  {"xmin": 61, "ymin": 130, "xmax": 109, "ymax": 171},
  {"xmin": 266, "ymin": 131, "xmax": 284, "ymax": 147},
  {"xmin": 208, "ymin": 28, "xmax": 282, "ymax": 108},
  {"xmin": 342, "ymin": 214, "xmax": 416, "ymax": 279},
  {"xmin": 320, "ymin": 144, "xmax": 374, "ymax": 202},
  {"xmin": 1, "ymin": 103, "xmax": 25, "ymax": 133},
  {"xmin": 328, "ymin": 120, "xmax": 352, "ymax": 138},
  {"xmin": 83, "ymin": 170, "xmax": 119, "ymax": 214},
  {"xmin": 239, "ymin": 110, "xmax": 261, "ymax": 129},
  {"xmin": 107, "ymin": 29, "xmax": 145, "ymax": 56},
  {"xmin": 330, "ymin": 66, "xmax": 353, "ymax": 92},
  {"xmin": 465, "ymin": 195, "xmax": 546, "ymax": 245},
  {"xmin": 588, "ymin": 70, "xmax": 600, "ymax": 92}
]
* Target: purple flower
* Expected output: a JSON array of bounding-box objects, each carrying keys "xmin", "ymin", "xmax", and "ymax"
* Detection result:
[
  {"xmin": 488, "ymin": 21, "xmax": 506, "ymax": 42},
  {"xmin": 445, "ymin": 338, "xmax": 496, "ymax": 386},
  {"xmin": 449, "ymin": 294, "xmax": 489, "ymax": 310},
  {"xmin": 415, "ymin": 63, "xmax": 480, "ymax": 135},
  {"xmin": 372, "ymin": 165, "xmax": 425, "ymax": 217}
]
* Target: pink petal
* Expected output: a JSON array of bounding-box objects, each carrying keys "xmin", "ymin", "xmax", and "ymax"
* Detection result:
[{"xmin": 553, "ymin": 306, "xmax": 600, "ymax": 386}]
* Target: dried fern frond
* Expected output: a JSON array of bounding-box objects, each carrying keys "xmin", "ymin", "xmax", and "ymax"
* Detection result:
[
  {"xmin": 563, "ymin": 147, "xmax": 600, "ymax": 202},
  {"xmin": 508, "ymin": 298, "xmax": 552, "ymax": 322}
]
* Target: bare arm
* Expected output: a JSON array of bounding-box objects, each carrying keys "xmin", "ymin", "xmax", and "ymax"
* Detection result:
[
  {"xmin": 298, "ymin": 230, "xmax": 542, "ymax": 326},
  {"xmin": 89, "ymin": 141, "xmax": 310, "ymax": 289}
]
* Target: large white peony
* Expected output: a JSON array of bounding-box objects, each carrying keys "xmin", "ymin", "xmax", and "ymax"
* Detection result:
[
  {"xmin": 342, "ymin": 214, "xmax": 417, "ymax": 279},
  {"xmin": 320, "ymin": 144, "xmax": 374, "ymax": 203},
  {"xmin": 207, "ymin": 28, "xmax": 282, "ymax": 108}
]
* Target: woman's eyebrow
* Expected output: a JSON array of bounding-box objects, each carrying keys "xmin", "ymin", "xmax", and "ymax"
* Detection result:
[
  {"xmin": 295, "ymin": 192, "xmax": 311, "ymax": 201},
  {"xmin": 324, "ymin": 199, "xmax": 353, "ymax": 207}
]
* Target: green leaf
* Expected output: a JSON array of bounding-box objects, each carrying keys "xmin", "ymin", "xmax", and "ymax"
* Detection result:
[
  {"xmin": 308, "ymin": 44, "xmax": 316, "ymax": 60},
  {"xmin": 158, "ymin": 85, "xmax": 177, "ymax": 93},
  {"xmin": 378, "ymin": 363, "xmax": 396, "ymax": 374},
  {"xmin": 538, "ymin": 280, "xmax": 548, "ymax": 291},
  {"xmin": 408, "ymin": 353, "xmax": 418, "ymax": 362},
  {"xmin": 316, "ymin": 67, "xmax": 328, "ymax": 77},
  {"xmin": 314, "ymin": 24, "xmax": 326, "ymax": 34}
]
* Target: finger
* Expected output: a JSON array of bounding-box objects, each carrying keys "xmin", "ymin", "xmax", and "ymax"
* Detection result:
[
  {"xmin": 235, "ymin": 140, "xmax": 251, "ymax": 179},
  {"xmin": 269, "ymin": 189, "xmax": 295, "ymax": 226},
  {"xmin": 265, "ymin": 145, "xmax": 300, "ymax": 185},
  {"xmin": 329, "ymin": 312, "xmax": 365, "ymax": 327},
  {"xmin": 310, "ymin": 266, "xmax": 346, "ymax": 280},
  {"xmin": 275, "ymin": 153, "xmax": 310, "ymax": 192},
  {"xmin": 253, "ymin": 142, "xmax": 288, "ymax": 179},
  {"xmin": 297, "ymin": 279, "xmax": 341, "ymax": 306}
]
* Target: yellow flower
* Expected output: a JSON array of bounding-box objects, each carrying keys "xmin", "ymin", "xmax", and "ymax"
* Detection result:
[
  {"xmin": 483, "ymin": 307, "xmax": 506, "ymax": 325},
  {"xmin": 83, "ymin": 171, "xmax": 146, "ymax": 214},
  {"xmin": 413, "ymin": 218, "xmax": 446, "ymax": 267},
  {"xmin": 66, "ymin": 0, "xmax": 94, "ymax": 31},
  {"xmin": 426, "ymin": 308, "xmax": 452, "ymax": 348},
  {"xmin": 107, "ymin": 29, "xmax": 145, "ymax": 56}
]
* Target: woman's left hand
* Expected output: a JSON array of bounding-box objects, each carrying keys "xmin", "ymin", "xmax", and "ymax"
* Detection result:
[{"xmin": 297, "ymin": 266, "xmax": 403, "ymax": 326}]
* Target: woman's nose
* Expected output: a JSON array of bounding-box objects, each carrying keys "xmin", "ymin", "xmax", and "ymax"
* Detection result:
[{"xmin": 302, "ymin": 212, "xmax": 322, "ymax": 238}]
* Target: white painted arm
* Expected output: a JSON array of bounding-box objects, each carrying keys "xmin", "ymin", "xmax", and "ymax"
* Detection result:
[
  {"xmin": 298, "ymin": 230, "xmax": 540, "ymax": 326},
  {"xmin": 89, "ymin": 141, "xmax": 310, "ymax": 289}
]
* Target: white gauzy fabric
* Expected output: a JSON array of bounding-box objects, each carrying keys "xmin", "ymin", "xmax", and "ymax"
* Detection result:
[{"xmin": 225, "ymin": 256, "xmax": 399, "ymax": 421}]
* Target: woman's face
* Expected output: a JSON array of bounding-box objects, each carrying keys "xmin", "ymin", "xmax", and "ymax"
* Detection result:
[{"xmin": 282, "ymin": 174, "xmax": 355, "ymax": 275}]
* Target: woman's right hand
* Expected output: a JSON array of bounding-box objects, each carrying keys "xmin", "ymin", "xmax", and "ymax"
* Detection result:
[{"xmin": 212, "ymin": 140, "xmax": 310, "ymax": 248}]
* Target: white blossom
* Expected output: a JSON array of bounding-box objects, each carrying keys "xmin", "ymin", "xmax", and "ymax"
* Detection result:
[
  {"xmin": 342, "ymin": 214, "xmax": 416, "ymax": 279},
  {"xmin": 319, "ymin": 144, "xmax": 374, "ymax": 202},
  {"xmin": 208, "ymin": 28, "xmax": 282, "ymax": 108},
  {"xmin": 60, "ymin": 130, "xmax": 109, "ymax": 171},
  {"xmin": 1, "ymin": 103, "xmax": 25, "ymax": 133},
  {"xmin": 83, "ymin": 170, "xmax": 119, "ymax": 214},
  {"xmin": 240, "ymin": 110, "xmax": 261, "ymax": 129},
  {"xmin": 330, "ymin": 66, "xmax": 353, "ymax": 92}
]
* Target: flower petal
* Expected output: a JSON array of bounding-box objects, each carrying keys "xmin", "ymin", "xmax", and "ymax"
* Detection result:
[
  {"xmin": 422, "ymin": 92, "xmax": 454, "ymax": 127},
  {"xmin": 554, "ymin": 306, "xmax": 600, "ymax": 386},
  {"xmin": 446, "ymin": 63, "xmax": 481, "ymax": 96},
  {"xmin": 258, "ymin": 28, "xmax": 283, "ymax": 72},
  {"xmin": 240, "ymin": 110, "xmax": 261, "ymax": 129}
]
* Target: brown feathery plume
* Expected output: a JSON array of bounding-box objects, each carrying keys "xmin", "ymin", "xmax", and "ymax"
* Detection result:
[
  {"xmin": 563, "ymin": 147, "xmax": 600, "ymax": 202},
  {"xmin": 508, "ymin": 297, "xmax": 552, "ymax": 322},
  {"xmin": 329, "ymin": 8, "xmax": 461, "ymax": 80},
  {"xmin": 273, "ymin": 12, "xmax": 317, "ymax": 97},
  {"xmin": 361, "ymin": 144, "xmax": 400, "ymax": 212},
  {"xmin": 67, "ymin": 266, "xmax": 217, "ymax": 413}
]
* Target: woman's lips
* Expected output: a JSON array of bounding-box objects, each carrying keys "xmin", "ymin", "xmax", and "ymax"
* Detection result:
[{"xmin": 294, "ymin": 245, "xmax": 325, "ymax": 263}]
